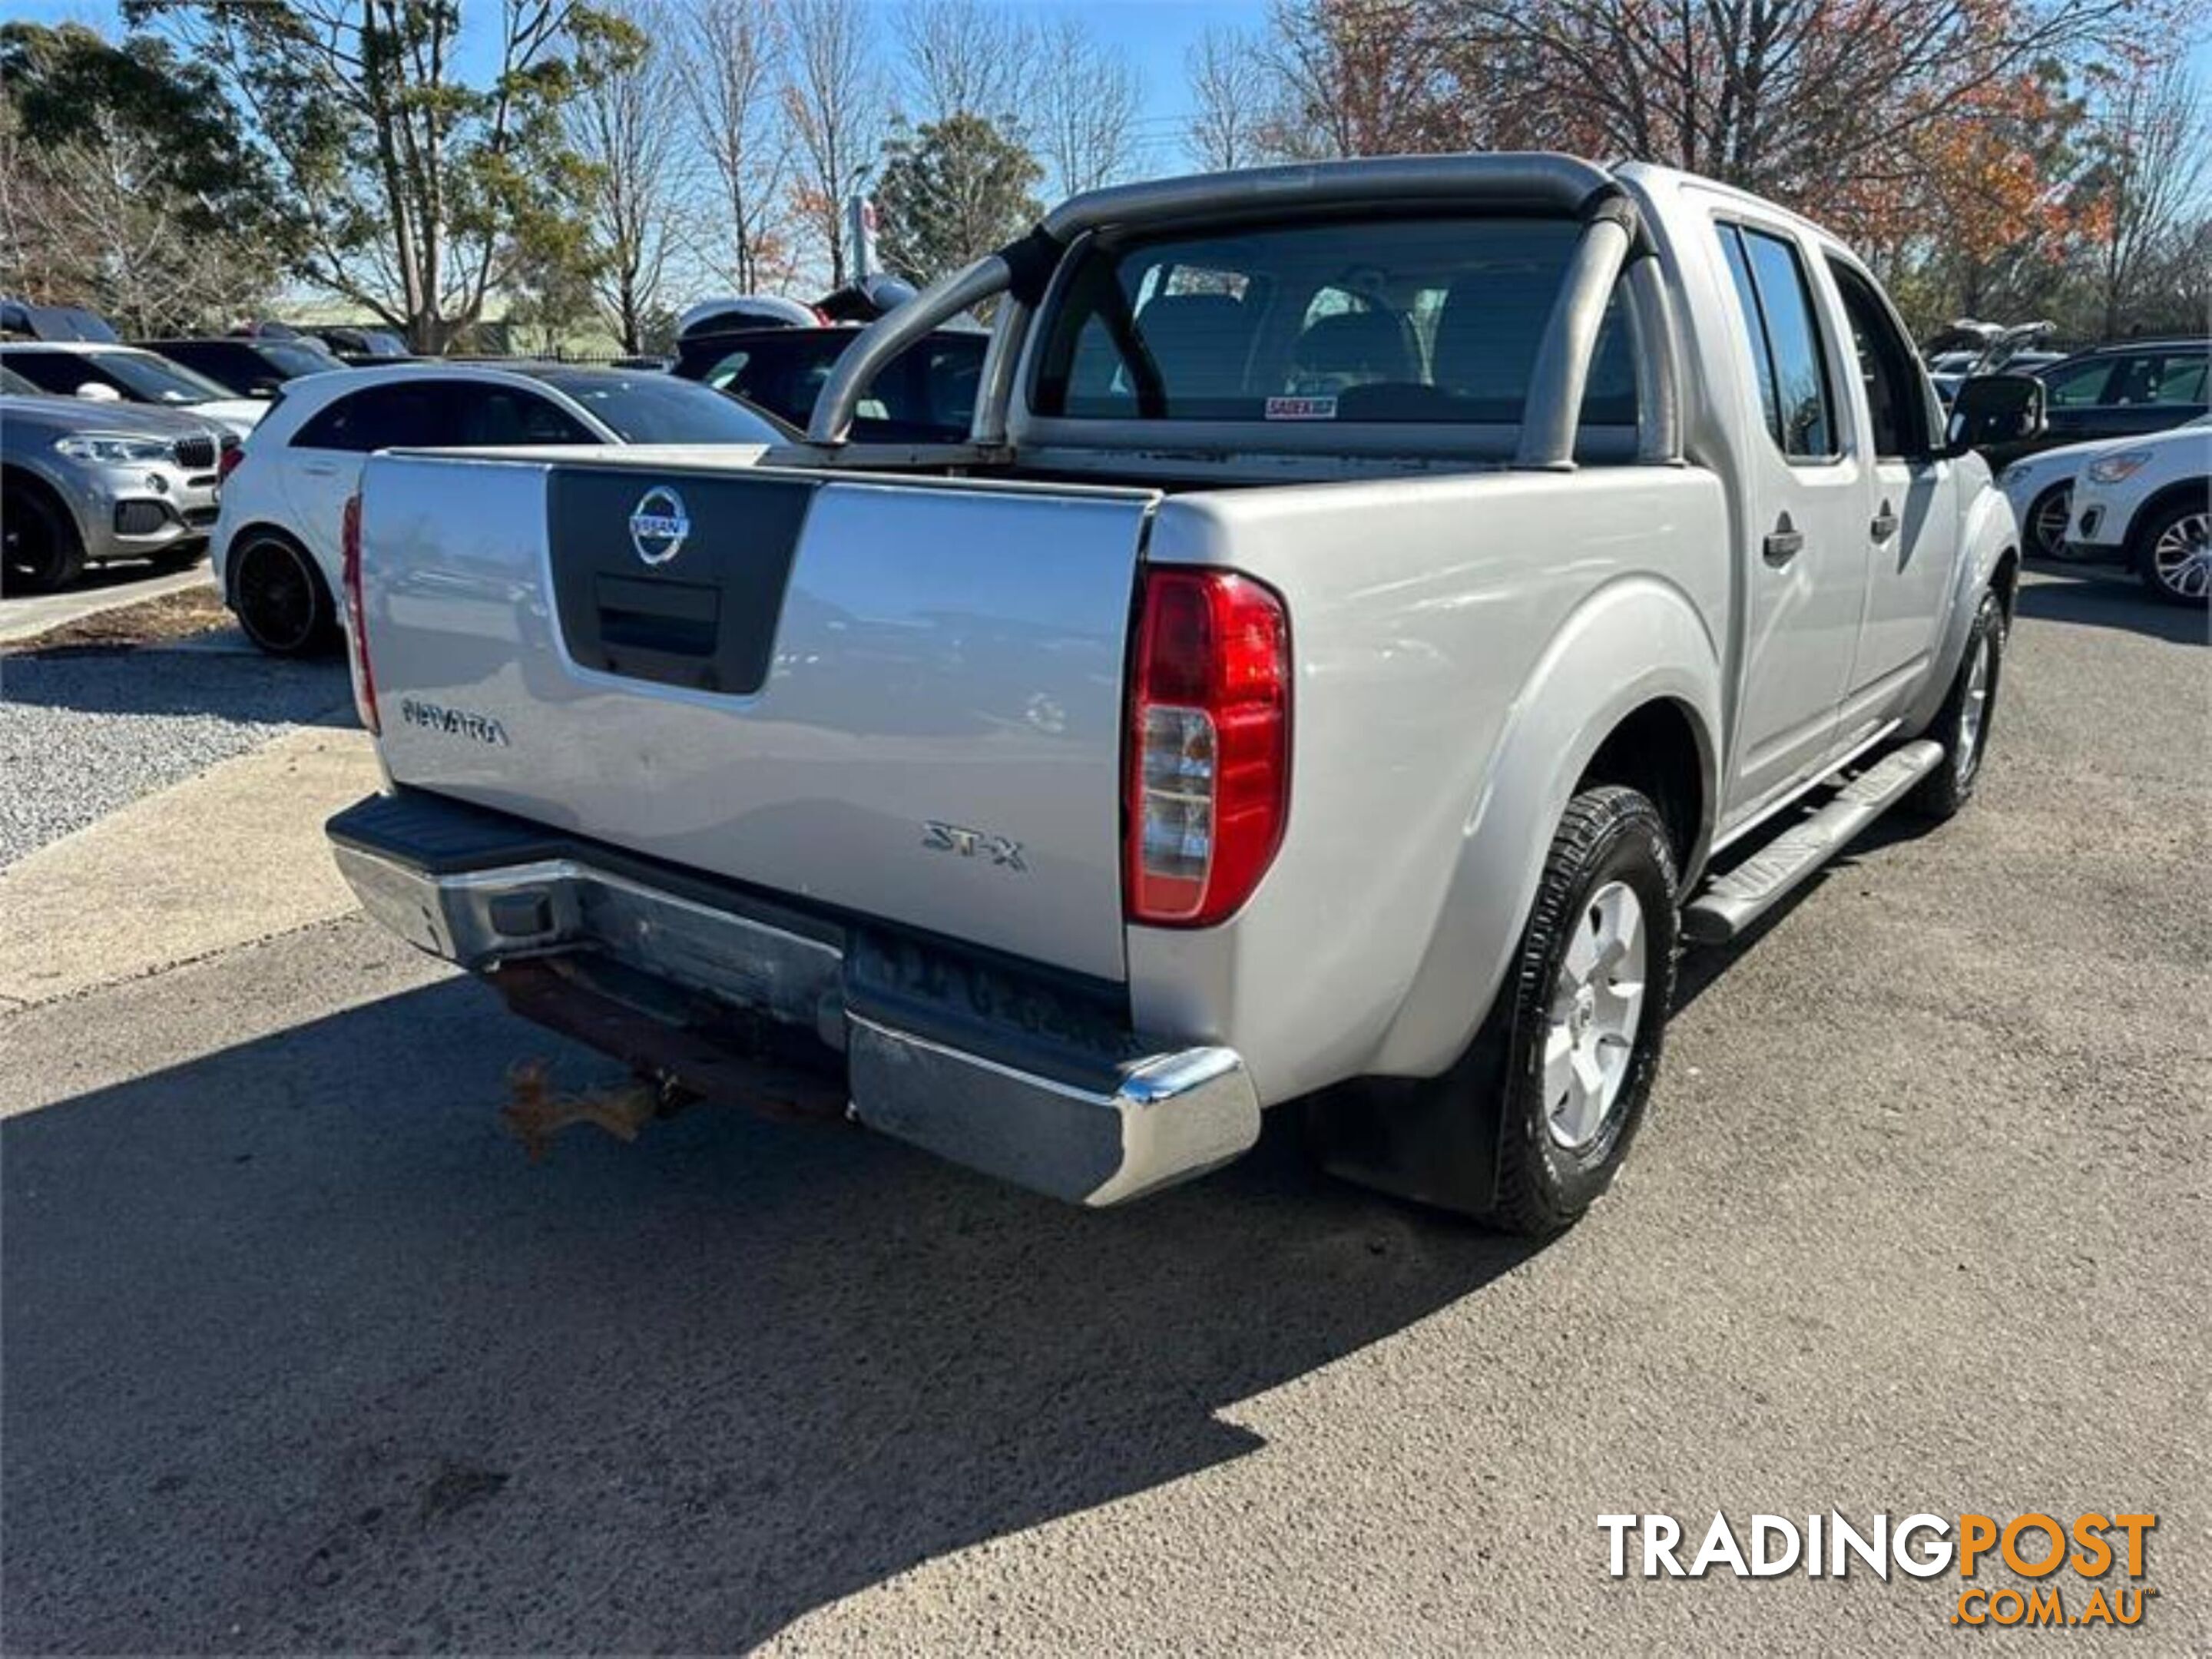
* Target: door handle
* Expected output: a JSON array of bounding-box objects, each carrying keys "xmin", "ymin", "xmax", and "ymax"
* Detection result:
[
  {"xmin": 1871, "ymin": 501, "xmax": 1899, "ymax": 541},
  {"xmin": 300, "ymin": 462, "xmax": 338, "ymax": 478},
  {"xmin": 1763, "ymin": 515, "xmax": 1804, "ymax": 567}
]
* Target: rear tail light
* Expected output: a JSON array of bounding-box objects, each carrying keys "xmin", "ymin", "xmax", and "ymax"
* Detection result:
[
  {"xmin": 217, "ymin": 440, "xmax": 244, "ymax": 482},
  {"xmin": 1125, "ymin": 567, "xmax": 1290, "ymax": 926},
  {"xmin": 339, "ymin": 491, "xmax": 379, "ymax": 735}
]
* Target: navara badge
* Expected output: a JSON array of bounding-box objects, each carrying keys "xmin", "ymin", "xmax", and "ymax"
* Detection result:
[{"xmin": 628, "ymin": 485, "xmax": 690, "ymax": 566}]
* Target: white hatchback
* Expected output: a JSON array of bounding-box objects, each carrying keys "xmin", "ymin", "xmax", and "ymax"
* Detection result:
[{"xmin": 210, "ymin": 363, "xmax": 787, "ymax": 654}]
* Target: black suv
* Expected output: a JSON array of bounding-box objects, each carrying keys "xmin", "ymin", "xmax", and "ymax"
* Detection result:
[
  {"xmin": 672, "ymin": 325, "xmax": 986, "ymax": 442},
  {"xmin": 132, "ymin": 336, "xmax": 346, "ymax": 399},
  {"xmin": 1986, "ymin": 337, "xmax": 2210, "ymax": 470}
]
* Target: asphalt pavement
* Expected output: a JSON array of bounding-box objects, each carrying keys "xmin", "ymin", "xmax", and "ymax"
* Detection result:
[{"xmin": 2, "ymin": 568, "xmax": 2206, "ymax": 1654}]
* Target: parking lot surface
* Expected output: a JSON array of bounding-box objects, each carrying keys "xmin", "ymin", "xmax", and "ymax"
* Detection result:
[
  {"xmin": 0, "ymin": 631, "xmax": 348, "ymax": 867},
  {"xmin": 2, "ymin": 568, "xmax": 2206, "ymax": 1653}
]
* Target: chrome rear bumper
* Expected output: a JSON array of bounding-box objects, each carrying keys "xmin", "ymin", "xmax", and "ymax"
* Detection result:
[{"xmin": 329, "ymin": 796, "xmax": 1259, "ymax": 1207}]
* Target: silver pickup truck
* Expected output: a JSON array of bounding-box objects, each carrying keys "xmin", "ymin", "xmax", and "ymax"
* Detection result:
[{"xmin": 328, "ymin": 155, "xmax": 2030, "ymax": 1233}]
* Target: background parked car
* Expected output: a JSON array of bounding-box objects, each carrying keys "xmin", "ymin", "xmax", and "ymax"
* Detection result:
[
  {"xmin": 0, "ymin": 342, "xmax": 268, "ymax": 437},
  {"xmin": 2061, "ymin": 420, "xmax": 2212, "ymax": 605},
  {"xmin": 671, "ymin": 323, "xmax": 986, "ymax": 441},
  {"xmin": 310, "ymin": 325, "xmax": 413, "ymax": 363},
  {"xmin": 1996, "ymin": 413, "xmax": 2210, "ymax": 561},
  {"xmin": 211, "ymin": 362, "xmax": 790, "ymax": 655},
  {"xmin": 2, "ymin": 373, "xmax": 233, "ymax": 593},
  {"xmin": 1979, "ymin": 337, "xmax": 2211, "ymax": 470},
  {"xmin": 132, "ymin": 336, "xmax": 346, "ymax": 399},
  {"xmin": 0, "ymin": 298, "xmax": 118, "ymax": 342}
]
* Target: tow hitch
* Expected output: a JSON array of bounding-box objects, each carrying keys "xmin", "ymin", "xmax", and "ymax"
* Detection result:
[
  {"xmin": 486, "ymin": 958, "xmax": 849, "ymax": 1160},
  {"xmin": 500, "ymin": 1061, "xmax": 696, "ymax": 1163}
]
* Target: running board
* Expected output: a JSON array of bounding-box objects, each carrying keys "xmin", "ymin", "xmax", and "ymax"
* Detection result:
[{"xmin": 1684, "ymin": 740, "xmax": 1944, "ymax": 945}]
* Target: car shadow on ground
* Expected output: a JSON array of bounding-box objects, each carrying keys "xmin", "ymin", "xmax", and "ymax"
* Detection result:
[
  {"xmin": 1673, "ymin": 797, "xmax": 1929, "ymax": 1014},
  {"xmin": 2, "ymin": 974, "xmax": 1538, "ymax": 1651},
  {"xmin": 2015, "ymin": 561, "xmax": 2207, "ymax": 644}
]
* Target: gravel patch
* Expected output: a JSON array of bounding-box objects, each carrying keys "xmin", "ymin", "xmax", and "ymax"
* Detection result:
[
  {"xmin": 2, "ymin": 584, "xmax": 230, "ymax": 653},
  {"xmin": 0, "ymin": 649, "xmax": 351, "ymax": 866}
]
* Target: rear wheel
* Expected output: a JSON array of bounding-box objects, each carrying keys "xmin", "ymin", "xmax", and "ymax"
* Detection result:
[
  {"xmin": 2134, "ymin": 499, "xmax": 2212, "ymax": 606},
  {"xmin": 1302, "ymin": 786, "xmax": 1680, "ymax": 1234},
  {"xmin": 2, "ymin": 482, "xmax": 85, "ymax": 594},
  {"xmin": 1487, "ymin": 786, "xmax": 1681, "ymax": 1235},
  {"xmin": 230, "ymin": 532, "xmax": 337, "ymax": 656}
]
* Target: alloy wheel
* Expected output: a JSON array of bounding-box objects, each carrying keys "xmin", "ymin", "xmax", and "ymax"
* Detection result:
[
  {"xmin": 2030, "ymin": 486, "xmax": 2071, "ymax": 559},
  {"xmin": 1542, "ymin": 880, "xmax": 1648, "ymax": 1151},
  {"xmin": 237, "ymin": 538, "xmax": 320, "ymax": 654},
  {"xmin": 1955, "ymin": 628, "xmax": 1992, "ymax": 784},
  {"xmin": 2150, "ymin": 511, "xmax": 2211, "ymax": 601}
]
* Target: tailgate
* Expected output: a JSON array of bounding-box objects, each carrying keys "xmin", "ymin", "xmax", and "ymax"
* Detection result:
[{"xmin": 358, "ymin": 453, "xmax": 1155, "ymax": 982}]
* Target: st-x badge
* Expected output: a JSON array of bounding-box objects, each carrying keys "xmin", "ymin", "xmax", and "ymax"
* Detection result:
[{"xmin": 922, "ymin": 820, "xmax": 1025, "ymax": 871}]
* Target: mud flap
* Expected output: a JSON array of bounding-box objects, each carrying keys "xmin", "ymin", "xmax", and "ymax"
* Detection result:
[{"xmin": 1301, "ymin": 1014, "xmax": 1511, "ymax": 1218}]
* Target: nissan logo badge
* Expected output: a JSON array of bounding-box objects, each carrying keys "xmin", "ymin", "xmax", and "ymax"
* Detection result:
[{"xmin": 629, "ymin": 485, "xmax": 690, "ymax": 566}]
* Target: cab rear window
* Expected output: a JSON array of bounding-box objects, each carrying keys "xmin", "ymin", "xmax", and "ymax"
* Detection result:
[{"xmin": 1030, "ymin": 216, "xmax": 1634, "ymax": 426}]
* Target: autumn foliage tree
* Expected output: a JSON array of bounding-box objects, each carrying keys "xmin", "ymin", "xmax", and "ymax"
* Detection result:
[{"xmin": 1231, "ymin": 0, "xmax": 2208, "ymax": 336}]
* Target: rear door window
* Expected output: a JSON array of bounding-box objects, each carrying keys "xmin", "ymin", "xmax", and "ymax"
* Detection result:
[
  {"xmin": 2108, "ymin": 352, "xmax": 2208, "ymax": 408},
  {"xmin": 292, "ymin": 383, "xmax": 459, "ymax": 451},
  {"xmin": 1716, "ymin": 224, "xmax": 1838, "ymax": 461},
  {"xmin": 449, "ymin": 385, "xmax": 595, "ymax": 445},
  {"xmin": 2041, "ymin": 358, "xmax": 2117, "ymax": 409}
]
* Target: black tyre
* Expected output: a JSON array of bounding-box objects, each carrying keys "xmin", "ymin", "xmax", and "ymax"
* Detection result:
[
  {"xmin": 230, "ymin": 532, "xmax": 338, "ymax": 657},
  {"xmin": 2, "ymin": 482, "xmax": 86, "ymax": 595},
  {"xmin": 1907, "ymin": 589, "xmax": 2004, "ymax": 821},
  {"xmin": 1303, "ymin": 786, "xmax": 1679, "ymax": 1233},
  {"xmin": 1485, "ymin": 786, "xmax": 1681, "ymax": 1236},
  {"xmin": 2133, "ymin": 497, "xmax": 2212, "ymax": 607},
  {"xmin": 2025, "ymin": 483, "xmax": 2074, "ymax": 561}
]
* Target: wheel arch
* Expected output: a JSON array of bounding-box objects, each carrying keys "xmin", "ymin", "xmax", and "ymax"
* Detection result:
[
  {"xmin": 2121, "ymin": 477, "xmax": 2211, "ymax": 559},
  {"xmin": 1367, "ymin": 574, "xmax": 1722, "ymax": 1080},
  {"xmin": 1990, "ymin": 545, "xmax": 2021, "ymax": 622},
  {"xmin": 1575, "ymin": 695, "xmax": 1714, "ymax": 883},
  {"xmin": 2, "ymin": 462, "xmax": 88, "ymax": 547},
  {"xmin": 1906, "ymin": 478, "xmax": 2018, "ymax": 737},
  {"xmin": 221, "ymin": 519, "xmax": 323, "ymax": 604}
]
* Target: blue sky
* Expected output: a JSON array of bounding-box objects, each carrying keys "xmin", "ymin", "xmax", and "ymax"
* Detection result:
[
  {"xmin": 15, "ymin": 0, "xmax": 2209, "ymax": 176},
  {"xmin": 12, "ymin": 0, "xmax": 1272, "ymax": 160}
]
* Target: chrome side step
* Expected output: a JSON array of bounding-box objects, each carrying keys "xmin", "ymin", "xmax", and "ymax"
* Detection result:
[{"xmin": 1684, "ymin": 740, "xmax": 1944, "ymax": 945}]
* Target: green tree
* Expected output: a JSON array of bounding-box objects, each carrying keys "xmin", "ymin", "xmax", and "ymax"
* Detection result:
[
  {"xmin": 873, "ymin": 111, "xmax": 1041, "ymax": 286},
  {"xmin": 131, "ymin": 0, "xmax": 630, "ymax": 353},
  {"xmin": 0, "ymin": 22, "xmax": 283, "ymax": 331}
]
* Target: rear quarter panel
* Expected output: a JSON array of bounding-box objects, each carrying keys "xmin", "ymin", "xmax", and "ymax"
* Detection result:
[{"xmin": 1130, "ymin": 465, "xmax": 1730, "ymax": 1103}]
